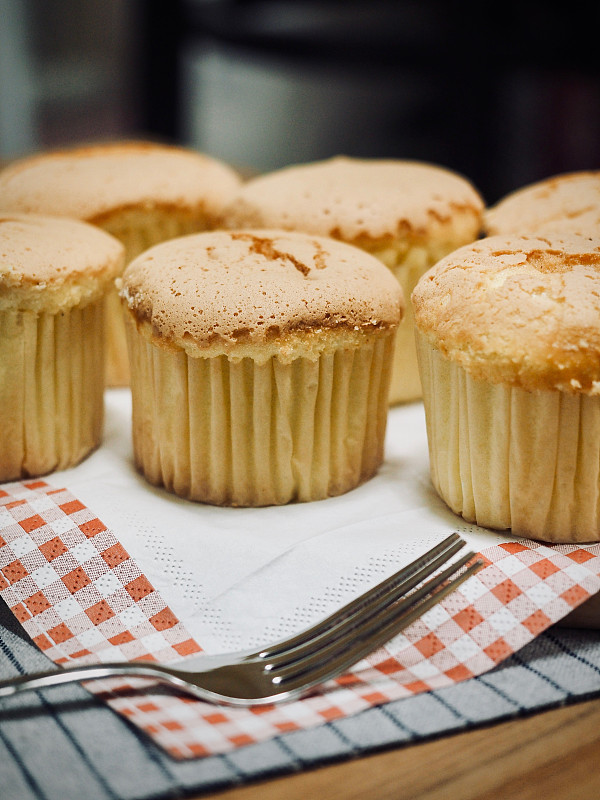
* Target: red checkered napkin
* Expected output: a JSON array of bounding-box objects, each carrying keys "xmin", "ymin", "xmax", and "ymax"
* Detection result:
[{"xmin": 1, "ymin": 480, "xmax": 599, "ymax": 759}]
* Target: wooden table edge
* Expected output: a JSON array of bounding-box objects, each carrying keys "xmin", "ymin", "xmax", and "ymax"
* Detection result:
[{"xmin": 198, "ymin": 695, "xmax": 600, "ymax": 800}]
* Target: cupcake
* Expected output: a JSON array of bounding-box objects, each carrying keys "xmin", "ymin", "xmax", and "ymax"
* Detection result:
[
  {"xmin": 484, "ymin": 170, "xmax": 600, "ymax": 236},
  {"xmin": 119, "ymin": 229, "xmax": 403, "ymax": 506},
  {"xmin": 0, "ymin": 213, "xmax": 124, "ymax": 481},
  {"xmin": 221, "ymin": 156, "xmax": 484, "ymax": 404},
  {"xmin": 412, "ymin": 232, "xmax": 600, "ymax": 543},
  {"xmin": 0, "ymin": 141, "xmax": 242, "ymax": 386}
]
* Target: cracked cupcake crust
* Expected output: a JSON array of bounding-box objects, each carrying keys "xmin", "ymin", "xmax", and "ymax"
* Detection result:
[
  {"xmin": 0, "ymin": 213, "xmax": 125, "ymax": 313},
  {"xmin": 120, "ymin": 229, "xmax": 404, "ymax": 360},
  {"xmin": 222, "ymin": 156, "xmax": 484, "ymax": 247},
  {"xmin": 0, "ymin": 140, "xmax": 242, "ymax": 224},
  {"xmin": 412, "ymin": 232, "xmax": 600, "ymax": 393},
  {"xmin": 484, "ymin": 170, "xmax": 600, "ymax": 236}
]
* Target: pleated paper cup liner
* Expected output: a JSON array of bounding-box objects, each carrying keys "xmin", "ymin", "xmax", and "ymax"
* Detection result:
[
  {"xmin": 416, "ymin": 332, "xmax": 600, "ymax": 543},
  {"xmin": 125, "ymin": 322, "xmax": 396, "ymax": 506},
  {"xmin": 0, "ymin": 301, "xmax": 105, "ymax": 481}
]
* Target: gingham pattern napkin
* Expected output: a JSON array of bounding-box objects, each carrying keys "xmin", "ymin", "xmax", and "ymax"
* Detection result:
[{"xmin": 1, "ymin": 480, "xmax": 599, "ymax": 759}]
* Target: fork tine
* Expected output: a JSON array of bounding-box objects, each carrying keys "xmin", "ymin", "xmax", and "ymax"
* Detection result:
[
  {"xmin": 271, "ymin": 555, "xmax": 484, "ymax": 695},
  {"xmin": 260, "ymin": 534, "xmax": 467, "ymax": 661},
  {"xmin": 261, "ymin": 534, "xmax": 469, "ymax": 666}
]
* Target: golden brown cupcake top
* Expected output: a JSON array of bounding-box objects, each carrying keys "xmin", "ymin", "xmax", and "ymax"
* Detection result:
[
  {"xmin": 0, "ymin": 141, "xmax": 242, "ymax": 224},
  {"xmin": 120, "ymin": 229, "xmax": 404, "ymax": 359},
  {"xmin": 222, "ymin": 157, "xmax": 484, "ymax": 248},
  {"xmin": 0, "ymin": 213, "xmax": 125, "ymax": 313},
  {"xmin": 412, "ymin": 232, "xmax": 600, "ymax": 393},
  {"xmin": 484, "ymin": 171, "xmax": 600, "ymax": 236}
]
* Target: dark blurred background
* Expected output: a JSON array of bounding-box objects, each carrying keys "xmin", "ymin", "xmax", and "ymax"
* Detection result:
[{"xmin": 1, "ymin": 0, "xmax": 598, "ymax": 205}]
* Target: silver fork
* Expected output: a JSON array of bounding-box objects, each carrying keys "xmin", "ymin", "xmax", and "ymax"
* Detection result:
[{"xmin": 0, "ymin": 534, "xmax": 483, "ymax": 707}]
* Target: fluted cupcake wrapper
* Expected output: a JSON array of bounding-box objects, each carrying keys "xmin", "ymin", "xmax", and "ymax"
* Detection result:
[
  {"xmin": 0, "ymin": 302, "xmax": 105, "ymax": 481},
  {"xmin": 416, "ymin": 331, "xmax": 600, "ymax": 543},
  {"xmin": 125, "ymin": 322, "xmax": 395, "ymax": 506}
]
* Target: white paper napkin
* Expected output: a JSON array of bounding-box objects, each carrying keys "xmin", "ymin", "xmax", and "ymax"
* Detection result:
[{"xmin": 50, "ymin": 389, "xmax": 508, "ymax": 654}]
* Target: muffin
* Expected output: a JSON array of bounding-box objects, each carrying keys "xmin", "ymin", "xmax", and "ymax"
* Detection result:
[
  {"xmin": 0, "ymin": 213, "xmax": 124, "ymax": 481},
  {"xmin": 412, "ymin": 232, "xmax": 600, "ymax": 543},
  {"xmin": 221, "ymin": 156, "xmax": 484, "ymax": 404},
  {"xmin": 0, "ymin": 141, "xmax": 242, "ymax": 385},
  {"xmin": 484, "ymin": 170, "xmax": 600, "ymax": 236},
  {"xmin": 119, "ymin": 229, "xmax": 403, "ymax": 506}
]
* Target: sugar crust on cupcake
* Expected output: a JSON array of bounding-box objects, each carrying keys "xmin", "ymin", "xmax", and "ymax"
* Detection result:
[
  {"xmin": 121, "ymin": 228, "xmax": 403, "ymax": 356},
  {"xmin": 484, "ymin": 170, "xmax": 600, "ymax": 236},
  {"xmin": 0, "ymin": 140, "xmax": 242, "ymax": 231},
  {"xmin": 0, "ymin": 213, "xmax": 123, "ymax": 312},
  {"xmin": 414, "ymin": 232, "xmax": 600, "ymax": 393}
]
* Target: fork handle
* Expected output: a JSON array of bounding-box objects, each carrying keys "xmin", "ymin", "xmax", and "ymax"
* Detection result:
[{"xmin": 0, "ymin": 662, "xmax": 176, "ymax": 699}]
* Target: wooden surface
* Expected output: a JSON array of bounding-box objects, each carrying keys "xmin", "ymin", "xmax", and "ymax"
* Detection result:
[
  {"xmin": 200, "ymin": 697, "xmax": 600, "ymax": 800},
  {"xmin": 558, "ymin": 591, "xmax": 600, "ymax": 629}
]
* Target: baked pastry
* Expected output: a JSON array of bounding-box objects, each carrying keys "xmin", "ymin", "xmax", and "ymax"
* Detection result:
[
  {"xmin": 412, "ymin": 231, "xmax": 600, "ymax": 543},
  {"xmin": 0, "ymin": 141, "xmax": 242, "ymax": 385},
  {"xmin": 0, "ymin": 213, "xmax": 124, "ymax": 480},
  {"xmin": 484, "ymin": 170, "xmax": 600, "ymax": 236},
  {"xmin": 221, "ymin": 156, "xmax": 484, "ymax": 403},
  {"xmin": 119, "ymin": 229, "xmax": 403, "ymax": 506}
]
